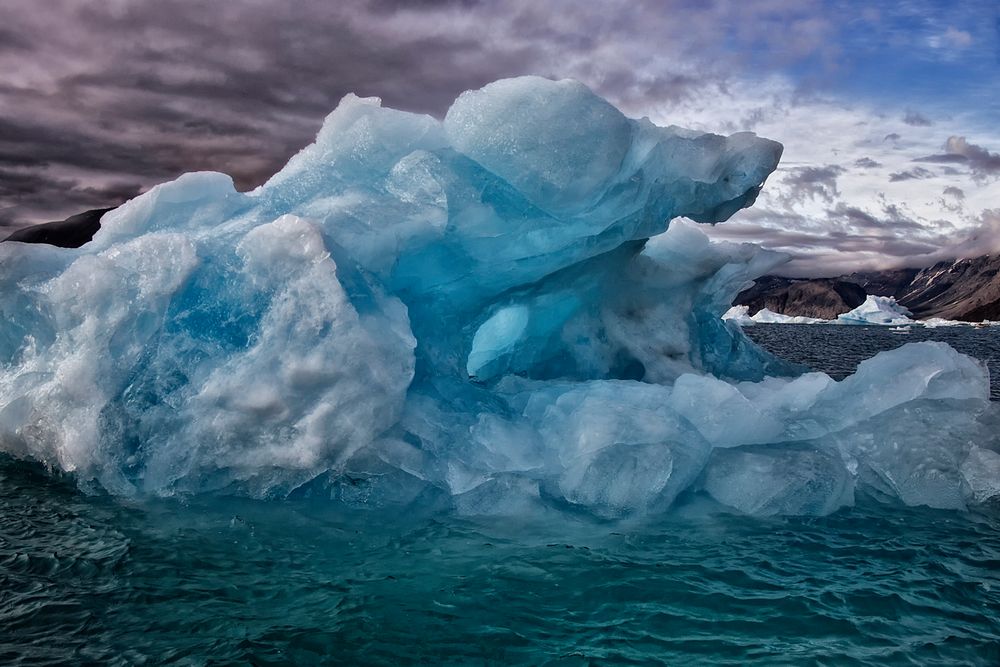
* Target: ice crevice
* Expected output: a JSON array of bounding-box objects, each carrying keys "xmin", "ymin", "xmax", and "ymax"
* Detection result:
[{"xmin": 0, "ymin": 76, "xmax": 997, "ymax": 516}]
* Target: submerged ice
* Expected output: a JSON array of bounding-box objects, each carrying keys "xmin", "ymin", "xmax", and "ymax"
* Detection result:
[{"xmin": 0, "ymin": 77, "xmax": 997, "ymax": 516}]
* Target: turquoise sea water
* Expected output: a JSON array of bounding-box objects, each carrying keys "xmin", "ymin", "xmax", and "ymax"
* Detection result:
[{"xmin": 3, "ymin": 325, "xmax": 1000, "ymax": 665}]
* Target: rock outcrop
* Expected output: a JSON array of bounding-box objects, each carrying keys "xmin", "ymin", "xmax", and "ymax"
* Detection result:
[{"xmin": 2, "ymin": 208, "xmax": 113, "ymax": 248}]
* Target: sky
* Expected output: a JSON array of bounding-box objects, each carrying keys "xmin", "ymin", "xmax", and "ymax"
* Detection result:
[{"xmin": 1, "ymin": 0, "xmax": 998, "ymax": 275}]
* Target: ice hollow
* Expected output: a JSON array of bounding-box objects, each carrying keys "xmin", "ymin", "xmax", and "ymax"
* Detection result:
[{"xmin": 0, "ymin": 76, "xmax": 997, "ymax": 516}]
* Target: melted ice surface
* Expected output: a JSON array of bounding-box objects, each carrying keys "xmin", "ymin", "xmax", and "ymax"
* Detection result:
[{"xmin": 0, "ymin": 77, "xmax": 996, "ymax": 516}]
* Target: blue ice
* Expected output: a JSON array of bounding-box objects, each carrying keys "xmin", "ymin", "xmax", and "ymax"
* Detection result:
[{"xmin": 0, "ymin": 77, "xmax": 996, "ymax": 516}]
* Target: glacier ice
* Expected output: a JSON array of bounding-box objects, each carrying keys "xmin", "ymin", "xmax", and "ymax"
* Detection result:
[{"xmin": 0, "ymin": 76, "xmax": 997, "ymax": 517}]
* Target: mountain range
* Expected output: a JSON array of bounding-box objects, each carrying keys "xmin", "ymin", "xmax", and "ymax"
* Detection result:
[{"xmin": 736, "ymin": 257, "xmax": 1000, "ymax": 322}]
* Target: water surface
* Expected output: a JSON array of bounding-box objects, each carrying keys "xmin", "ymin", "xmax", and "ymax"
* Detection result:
[
  {"xmin": 4, "ymin": 325, "xmax": 1000, "ymax": 665},
  {"xmin": 745, "ymin": 323, "xmax": 1000, "ymax": 400},
  {"xmin": 3, "ymin": 455, "xmax": 1000, "ymax": 665}
]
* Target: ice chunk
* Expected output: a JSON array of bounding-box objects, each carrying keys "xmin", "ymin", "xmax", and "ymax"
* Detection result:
[
  {"xmin": 0, "ymin": 234, "xmax": 199, "ymax": 492},
  {"xmin": 702, "ymin": 445, "xmax": 853, "ymax": 516},
  {"xmin": 454, "ymin": 475, "xmax": 547, "ymax": 516},
  {"xmin": 444, "ymin": 77, "xmax": 634, "ymax": 216},
  {"xmin": 722, "ymin": 305, "xmax": 755, "ymax": 326},
  {"xmin": 962, "ymin": 445, "xmax": 1000, "ymax": 506},
  {"xmin": 0, "ymin": 216, "xmax": 415, "ymax": 496},
  {"xmin": 919, "ymin": 317, "xmax": 968, "ymax": 328},
  {"xmin": 735, "ymin": 342, "xmax": 989, "ymax": 444},
  {"xmin": 92, "ymin": 172, "xmax": 249, "ymax": 248},
  {"xmin": 445, "ymin": 77, "xmax": 781, "ymax": 226},
  {"xmin": 817, "ymin": 342, "xmax": 988, "ymax": 420},
  {"xmin": 667, "ymin": 374, "xmax": 785, "ymax": 447},
  {"xmin": 518, "ymin": 380, "xmax": 712, "ymax": 517},
  {"xmin": 837, "ymin": 295, "xmax": 913, "ymax": 326},
  {"xmin": 822, "ymin": 399, "xmax": 992, "ymax": 510},
  {"xmin": 671, "ymin": 344, "xmax": 992, "ymax": 514},
  {"xmin": 467, "ymin": 305, "xmax": 532, "ymax": 379},
  {"xmin": 154, "ymin": 216, "xmax": 417, "ymax": 495}
]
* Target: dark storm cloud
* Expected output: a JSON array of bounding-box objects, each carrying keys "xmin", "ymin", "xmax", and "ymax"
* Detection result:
[
  {"xmin": 0, "ymin": 0, "xmax": 543, "ymax": 225},
  {"xmin": 945, "ymin": 136, "xmax": 1000, "ymax": 174},
  {"xmin": 708, "ymin": 204, "xmax": 945, "ymax": 277},
  {"xmin": 777, "ymin": 165, "xmax": 845, "ymax": 205},
  {"xmin": 827, "ymin": 202, "xmax": 924, "ymax": 232},
  {"xmin": 888, "ymin": 166, "xmax": 934, "ymax": 182},
  {"xmin": 914, "ymin": 154, "xmax": 968, "ymax": 165},
  {"xmin": 1, "ymin": 0, "xmax": 994, "ymax": 283},
  {"xmin": 713, "ymin": 186, "xmax": 965, "ymax": 276},
  {"xmin": 0, "ymin": 168, "xmax": 143, "ymax": 229},
  {"xmin": 915, "ymin": 136, "xmax": 1000, "ymax": 177},
  {"xmin": 943, "ymin": 185, "xmax": 965, "ymax": 199},
  {"xmin": 0, "ymin": 27, "xmax": 33, "ymax": 53},
  {"xmin": 828, "ymin": 204, "xmax": 879, "ymax": 228},
  {"xmin": 0, "ymin": 0, "xmax": 856, "ymax": 227}
]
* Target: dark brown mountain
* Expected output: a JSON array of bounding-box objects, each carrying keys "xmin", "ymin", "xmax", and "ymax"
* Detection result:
[
  {"xmin": 894, "ymin": 256, "xmax": 1000, "ymax": 321},
  {"xmin": 2, "ymin": 208, "xmax": 113, "ymax": 248},
  {"xmin": 840, "ymin": 268, "xmax": 919, "ymax": 300},
  {"xmin": 735, "ymin": 255, "xmax": 1000, "ymax": 322},
  {"xmin": 735, "ymin": 276, "xmax": 867, "ymax": 320}
]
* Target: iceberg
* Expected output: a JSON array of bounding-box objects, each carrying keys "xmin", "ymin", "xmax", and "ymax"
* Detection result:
[
  {"xmin": 727, "ymin": 304, "xmax": 975, "ymax": 329},
  {"xmin": 836, "ymin": 295, "xmax": 913, "ymax": 326},
  {"xmin": 750, "ymin": 308, "xmax": 826, "ymax": 325},
  {"xmin": 921, "ymin": 317, "xmax": 967, "ymax": 328},
  {"xmin": 726, "ymin": 294, "xmax": 955, "ymax": 327},
  {"xmin": 0, "ymin": 76, "xmax": 997, "ymax": 517}
]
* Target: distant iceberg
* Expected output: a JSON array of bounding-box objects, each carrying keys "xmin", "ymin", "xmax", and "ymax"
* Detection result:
[
  {"xmin": 921, "ymin": 317, "xmax": 968, "ymax": 328},
  {"xmin": 721, "ymin": 305, "xmax": 825, "ymax": 325},
  {"xmin": 0, "ymin": 77, "xmax": 996, "ymax": 516},
  {"xmin": 836, "ymin": 295, "xmax": 914, "ymax": 326},
  {"xmin": 751, "ymin": 308, "xmax": 826, "ymax": 325},
  {"xmin": 728, "ymin": 294, "xmax": 982, "ymax": 328}
]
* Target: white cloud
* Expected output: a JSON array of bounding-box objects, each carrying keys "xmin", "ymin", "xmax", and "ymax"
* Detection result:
[
  {"xmin": 929, "ymin": 26, "xmax": 973, "ymax": 49},
  {"xmin": 631, "ymin": 75, "xmax": 1000, "ymax": 275}
]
